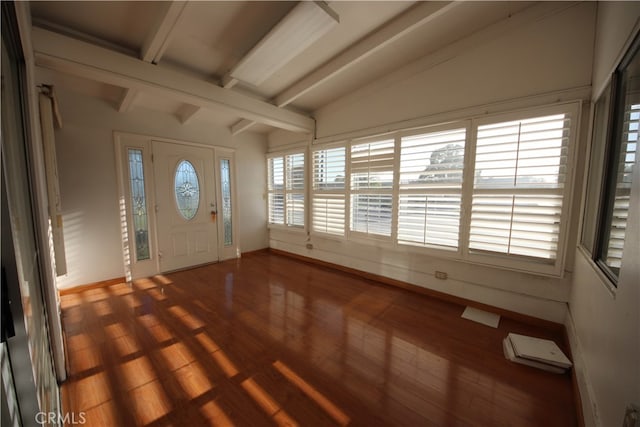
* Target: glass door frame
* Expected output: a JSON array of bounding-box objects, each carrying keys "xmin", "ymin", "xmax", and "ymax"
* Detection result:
[{"xmin": 215, "ymin": 148, "xmax": 239, "ymax": 260}]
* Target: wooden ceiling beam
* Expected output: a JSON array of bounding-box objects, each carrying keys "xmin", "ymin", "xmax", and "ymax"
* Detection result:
[
  {"xmin": 141, "ymin": 1, "xmax": 188, "ymax": 64},
  {"xmin": 33, "ymin": 27, "xmax": 315, "ymax": 133},
  {"xmin": 275, "ymin": 1, "xmax": 458, "ymax": 108},
  {"xmin": 230, "ymin": 119, "xmax": 256, "ymax": 136},
  {"xmin": 119, "ymin": 1, "xmax": 188, "ymax": 114},
  {"xmin": 230, "ymin": 2, "xmax": 458, "ymax": 136}
]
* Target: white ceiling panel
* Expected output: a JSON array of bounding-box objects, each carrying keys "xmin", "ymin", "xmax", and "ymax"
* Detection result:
[
  {"xmin": 28, "ymin": 0, "xmax": 545, "ymax": 135},
  {"xmin": 161, "ymin": 1, "xmax": 296, "ymax": 79},
  {"xmin": 30, "ymin": 1, "xmax": 167, "ymax": 53}
]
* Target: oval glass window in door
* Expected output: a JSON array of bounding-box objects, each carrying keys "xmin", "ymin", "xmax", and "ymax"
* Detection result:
[{"xmin": 174, "ymin": 160, "xmax": 200, "ymax": 220}]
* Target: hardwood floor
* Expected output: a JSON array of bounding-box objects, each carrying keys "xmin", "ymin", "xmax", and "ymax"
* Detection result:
[{"xmin": 60, "ymin": 251, "xmax": 578, "ymax": 426}]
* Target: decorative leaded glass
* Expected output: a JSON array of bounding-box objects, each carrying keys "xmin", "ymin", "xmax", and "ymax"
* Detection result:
[
  {"xmin": 221, "ymin": 159, "xmax": 233, "ymax": 246},
  {"xmin": 127, "ymin": 149, "xmax": 150, "ymax": 261},
  {"xmin": 174, "ymin": 160, "xmax": 200, "ymax": 220}
]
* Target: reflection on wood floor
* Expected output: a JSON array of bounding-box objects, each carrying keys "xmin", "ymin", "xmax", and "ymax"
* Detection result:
[{"xmin": 60, "ymin": 250, "xmax": 577, "ymax": 426}]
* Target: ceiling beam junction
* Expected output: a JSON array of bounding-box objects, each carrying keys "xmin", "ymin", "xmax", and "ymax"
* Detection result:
[
  {"xmin": 120, "ymin": 1, "xmax": 188, "ymax": 114},
  {"xmin": 32, "ymin": 27, "xmax": 315, "ymax": 133},
  {"xmin": 230, "ymin": 1, "xmax": 458, "ymax": 137}
]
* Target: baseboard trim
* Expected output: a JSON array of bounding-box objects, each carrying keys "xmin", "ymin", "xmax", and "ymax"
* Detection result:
[
  {"xmin": 269, "ymin": 248, "xmax": 564, "ymax": 331},
  {"xmin": 241, "ymin": 248, "xmax": 270, "ymax": 257},
  {"xmin": 563, "ymin": 325, "xmax": 586, "ymax": 427},
  {"xmin": 58, "ymin": 277, "xmax": 126, "ymax": 295},
  {"xmin": 565, "ymin": 311, "xmax": 596, "ymax": 427}
]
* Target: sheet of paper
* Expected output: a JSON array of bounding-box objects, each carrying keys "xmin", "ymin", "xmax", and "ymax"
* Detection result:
[{"xmin": 461, "ymin": 306, "xmax": 500, "ymax": 328}]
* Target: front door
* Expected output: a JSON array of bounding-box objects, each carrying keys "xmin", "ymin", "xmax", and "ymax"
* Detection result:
[{"xmin": 152, "ymin": 141, "xmax": 219, "ymax": 272}]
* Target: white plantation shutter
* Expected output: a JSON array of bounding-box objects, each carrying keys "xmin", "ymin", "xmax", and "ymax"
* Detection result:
[
  {"xmin": 286, "ymin": 194, "xmax": 304, "ymax": 227},
  {"xmin": 351, "ymin": 194, "xmax": 393, "ymax": 236},
  {"xmin": 469, "ymin": 113, "xmax": 572, "ymax": 262},
  {"xmin": 312, "ymin": 195, "xmax": 345, "ymax": 235},
  {"xmin": 279, "ymin": 102, "xmax": 579, "ymax": 276},
  {"xmin": 350, "ymin": 140, "xmax": 394, "ymax": 237},
  {"xmin": 351, "ymin": 139, "xmax": 395, "ymax": 189},
  {"xmin": 268, "ymin": 157, "xmax": 284, "ymax": 225},
  {"xmin": 286, "ymin": 153, "xmax": 305, "ymax": 191},
  {"xmin": 312, "ymin": 147, "xmax": 345, "ymax": 236},
  {"xmin": 286, "ymin": 153, "xmax": 305, "ymax": 227},
  {"xmin": 470, "ymin": 193, "xmax": 562, "ymax": 259},
  {"xmin": 398, "ymin": 127, "xmax": 465, "ymax": 249},
  {"xmin": 267, "ymin": 152, "xmax": 304, "ymax": 227},
  {"xmin": 398, "ymin": 194, "xmax": 461, "ymax": 248},
  {"xmin": 473, "ymin": 114, "xmax": 569, "ymax": 189}
]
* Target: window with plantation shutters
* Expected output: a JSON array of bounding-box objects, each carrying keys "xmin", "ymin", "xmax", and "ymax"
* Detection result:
[
  {"xmin": 298, "ymin": 102, "xmax": 578, "ymax": 276},
  {"xmin": 398, "ymin": 126, "xmax": 466, "ymax": 249},
  {"xmin": 469, "ymin": 112, "xmax": 571, "ymax": 262},
  {"xmin": 581, "ymin": 34, "xmax": 639, "ymax": 285},
  {"xmin": 268, "ymin": 157, "xmax": 284, "ymax": 224},
  {"xmin": 286, "ymin": 153, "xmax": 305, "ymax": 227},
  {"xmin": 601, "ymin": 102, "xmax": 638, "ymax": 274},
  {"xmin": 350, "ymin": 139, "xmax": 394, "ymax": 237},
  {"xmin": 312, "ymin": 147, "xmax": 346, "ymax": 236},
  {"xmin": 267, "ymin": 152, "xmax": 304, "ymax": 228}
]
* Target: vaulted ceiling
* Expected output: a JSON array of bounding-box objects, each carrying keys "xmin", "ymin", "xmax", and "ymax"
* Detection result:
[{"xmin": 29, "ymin": 1, "xmax": 534, "ymax": 135}]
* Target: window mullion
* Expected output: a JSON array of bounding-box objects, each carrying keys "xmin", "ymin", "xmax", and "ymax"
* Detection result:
[
  {"xmin": 459, "ymin": 120, "xmax": 475, "ymax": 259},
  {"xmin": 283, "ymin": 154, "xmax": 289, "ymax": 226},
  {"xmin": 345, "ymin": 142, "xmax": 352, "ymax": 240},
  {"xmin": 391, "ymin": 135, "xmax": 401, "ymax": 244}
]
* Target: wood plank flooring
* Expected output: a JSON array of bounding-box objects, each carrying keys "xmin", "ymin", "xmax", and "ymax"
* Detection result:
[{"xmin": 60, "ymin": 251, "xmax": 578, "ymax": 426}]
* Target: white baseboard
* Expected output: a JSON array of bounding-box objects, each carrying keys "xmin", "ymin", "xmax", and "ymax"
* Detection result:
[{"xmin": 565, "ymin": 310, "xmax": 599, "ymax": 427}]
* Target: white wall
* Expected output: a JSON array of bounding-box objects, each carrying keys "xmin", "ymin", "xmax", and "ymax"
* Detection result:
[
  {"xmin": 268, "ymin": 3, "xmax": 596, "ymax": 323},
  {"xmin": 568, "ymin": 3, "xmax": 640, "ymax": 427},
  {"xmin": 236, "ymin": 132, "xmax": 269, "ymax": 253},
  {"xmin": 46, "ymin": 84, "xmax": 268, "ymax": 289},
  {"xmin": 314, "ymin": 2, "xmax": 595, "ymax": 139}
]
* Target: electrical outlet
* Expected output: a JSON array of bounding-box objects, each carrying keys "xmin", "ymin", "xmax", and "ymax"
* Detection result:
[{"xmin": 435, "ymin": 271, "xmax": 448, "ymax": 280}]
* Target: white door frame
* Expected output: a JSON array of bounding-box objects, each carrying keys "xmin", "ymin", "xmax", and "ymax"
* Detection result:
[{"xmin": 114, "ymin": 132, "xmax": 238, "ymax": 280}]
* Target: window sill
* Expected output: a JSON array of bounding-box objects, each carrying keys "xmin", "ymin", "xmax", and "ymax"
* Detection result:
[
  {"xmin": 268, "ymin": 224, "xmax": 306, "ymax": 234},
  {"xmin": 576, "ymin": 245, "xmax": 617, "ymax": 299}
]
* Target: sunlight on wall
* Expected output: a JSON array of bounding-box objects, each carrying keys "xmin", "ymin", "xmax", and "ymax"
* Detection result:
[
  {"xmin": 55, "ymin": 210, "xmax": 84, "ymax": 288},
  {"xmin": 119, "ymin": 197, "xmax": 132, "ymax": 282}
]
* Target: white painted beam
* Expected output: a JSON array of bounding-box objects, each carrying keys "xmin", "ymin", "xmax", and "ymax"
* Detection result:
[
  {"xmin": 117, "ymin": 89, "xmax": 138, "ymax": 113},
  {"xmin": 141, "ymin": 1, "xmax": 188, "ymax": 64},
  {"xmin": 231, "ymin": 3, "xmax": 457, "ymax": 135},
  {"xmin": 275, "ymin": 1, "xmax": 459, "ymax": 108},
  {"xmin": 176, "ymin": 104, "xmax": 201, "ymax": 124},
  {"xmin": 221, "ymin": 73, "xmax": 239, "ymax": 89},
  {"xmin": 32, "ymin": 28, "xmax": 315, "ymax": 133},
  {"xmin": 230, "ymin": 119, "xmax": 256, "ymax": 136},
  {"xmin": 118, "ymin": 1, "xmax": 189, "ymax": 114}
]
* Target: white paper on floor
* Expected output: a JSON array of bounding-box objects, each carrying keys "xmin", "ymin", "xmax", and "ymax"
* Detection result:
[{"xmin": 461, "ymin": 306, "xmax": 500, "ymax": 328}]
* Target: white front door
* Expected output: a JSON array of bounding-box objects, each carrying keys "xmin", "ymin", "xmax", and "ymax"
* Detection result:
[{"xmin": 152, "ymin": 141, "xmax": 219, "ymax": 272}]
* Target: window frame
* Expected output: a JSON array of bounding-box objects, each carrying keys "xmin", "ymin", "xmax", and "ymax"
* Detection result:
[
  {"xmin": 348, "ymin": 136, "xmax": 396, "ymax": 241},
  {"xmin": 311, "ymin": 143, "xmax": 347, "ymax": 238},
  {"xmin": 396, "ymin": 122, "xmax": 470, "ymax": 253},
  {"xmin": 582, "ymin": 32, "xmax": 640, "ymax": 286},
  {"xmin": 267, "ymin": 149, "xmax": 306, "ymax": 230},
  {"xmin": 308, "ymin": 102, "xmax": 580, "ymax": 277},
  {"xmin": 463, "ymin": 103, "xmax": 579, "ymax": 276}
]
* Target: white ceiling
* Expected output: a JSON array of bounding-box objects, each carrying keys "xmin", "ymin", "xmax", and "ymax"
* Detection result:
[{"xmin": 29, "ymin": 1, "xmax": 535, "ymax": 135}]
